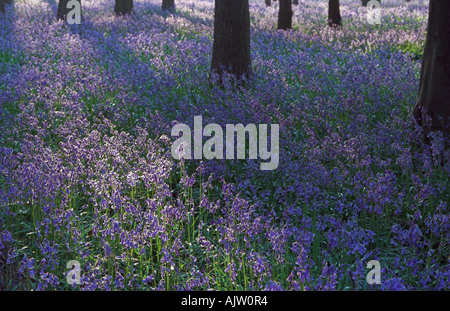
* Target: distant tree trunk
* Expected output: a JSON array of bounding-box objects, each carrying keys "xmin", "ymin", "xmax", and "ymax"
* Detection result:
[
  {"xmin": 162, "ymin": 0, "xmax": 175, "ymax": 11},
  {"xmin": 413, "ymin": 0, "xmax": 450, "ymax": 143},
  {"xmin": 293, "ymin": 0, "xmax": 298, "ymax": 5},
  {"xmin": 5, "ymin": 0, "xmax": 12, "ymax": 5},
  {"xmin": 57, "ymin": 0, "xmax": 82, "ymax": 21},
  {"xmin": 277, "ymin": 0, "xmax": 292, "ymax": 30},
  {"xmin": 265, "ymin": 0, "xmax": 271, "ymax": 6},
  {"xmin": 211, "ymin": 0, "xmax": 252, "ymax": 82},
  {"xmin": 0, "ymin": 0, "xmax": 4, "ymax": 14},
  {"xmin": 115, "ymin": 0, "xmax": 133, "ymax": 15},
  {"xmin": 327, "ymin": 0, "xmax": 342, "ymax": 28}
]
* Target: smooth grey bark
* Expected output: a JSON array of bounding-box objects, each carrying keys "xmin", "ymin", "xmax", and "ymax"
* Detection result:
[
  {"xmin": 114, "ymin": 0, "xmax": 133, "ymax": 15},
  {"xmin": 211, "ymin": 0, "xmax": 252, "ymax": 82},
  {"xmin": 413, "ymin": 0, "xmax": 450, "ymax": 142},
  {"xmin": 277, "ymin": 0, "xmax": 292, "ymax": 30}
]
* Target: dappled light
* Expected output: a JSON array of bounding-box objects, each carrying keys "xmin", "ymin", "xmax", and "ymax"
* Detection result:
[{"xmin": 0, "ymin": 0, "xmax": 448, "ymax": 294}]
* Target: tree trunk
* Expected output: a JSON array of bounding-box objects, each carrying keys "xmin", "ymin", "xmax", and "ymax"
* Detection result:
[
  {"xmin": 0, "ymin": 0, "xmax": 4, "ymax": 14},
  {"xmin": 293, "ymin": 0, "xmax": 298, "ymax": 5},
  {"xmin": 413, "ymin": 0, "xmax": 450, "ymax": 142},
  {"xmin": 327, "ymin": 0, "xmax": 342, "ymax": 28},
  {"xmin": 265, "ymin": 0, "xmax": 271, "ymax": 7},
  {"xmin": 162, "ymin": 0, "xmax": 175, "ymax": 11},
  {"xmin": 5, "ymin": 0, "xmax": 11, "ymax": 5},
  {"xmin": 57, "ymin": 0, "xmax": 70, "ymax": 20},
  {"xmin": 277, "ymin": 0, "xmax": 292, "ymax": 30},
  {"xmin": 211, "ymin": 0, "xmax": 252, "ymax": 82},
  {"xmin": 115, "ymin": 0, "xmax": 133, "ymax": 15},
  {"xmin": 57, "ymin": 0, "xmax": 82, "ymax": 21}
]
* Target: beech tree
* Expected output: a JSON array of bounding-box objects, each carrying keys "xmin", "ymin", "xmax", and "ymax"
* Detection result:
[
  {"xmin": 57, "ymin": 0, "xmax": 82, "ymax": 22},
  {"xmin": 1, "ymin": 0, "xmax": 12, "ymax": 14},
  {"xmin": 277, "ymin": 0, "xmax": 292, "ymax": 30},
  {"xmin": 162, "ymin": 0, "xmax": 175, "ymax": 11},
  {"xmin": 413, "ymin": 0, "xmax": 450, "ymax": 143},
  {"xmin": 327, "ymin": 0, "xmax": 342, "ymax": 28},
  {"xmin": 57, "ymin": 0, "xmax": 70, "ymax": 20},
  {"xmin": 114, "ymin": 0, "xmax": 133, "ymax": 15},
  {"xmin": 211, "ymin": 0, "xmax": 252, "ymax": 82},
  {"xmin": 265, "ymin": 0, "xmax": 271, "ymax": 7}
]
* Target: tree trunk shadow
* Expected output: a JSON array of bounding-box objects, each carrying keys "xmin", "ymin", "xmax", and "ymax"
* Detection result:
[{"xmin": 0, "ymin": 4, "xmax": 28, "ymax": 291}]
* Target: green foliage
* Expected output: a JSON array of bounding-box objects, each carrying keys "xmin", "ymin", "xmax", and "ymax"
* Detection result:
[{"xmin": 397, "ymin": 40, "xmax": 424, "ymax": 60}]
